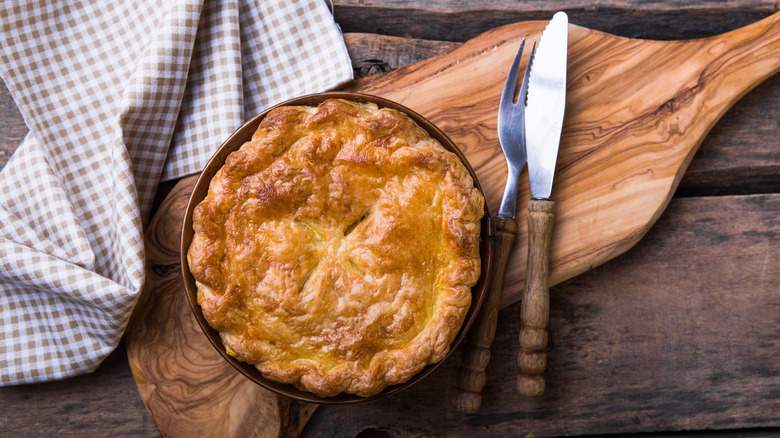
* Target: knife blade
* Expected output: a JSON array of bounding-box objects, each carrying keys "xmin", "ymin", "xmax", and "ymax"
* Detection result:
[
  {"xmin": 526, "ymin": 11, "xmax": 568, "ymax": 200},
  {"xmin": 517, "ymin": 10, "xmax": 568, "ymax": 397}
]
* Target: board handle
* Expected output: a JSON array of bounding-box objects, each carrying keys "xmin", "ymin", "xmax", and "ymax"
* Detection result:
[
  {"xmin": 517, "ymin": 199, "xmax": 554, "ymax": 397},
  {"xmin": 698, "ymin": 11, "xmax": 780, "ymax": 112},
  {"xmin": 455, "ymin": 217, "xmax": 517, "ymax": 414}
]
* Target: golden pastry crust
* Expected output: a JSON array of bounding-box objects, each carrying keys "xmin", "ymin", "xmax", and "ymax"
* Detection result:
[{"xmin": 187, "ymin": 98, "xmax": 483, "ymax": 397}]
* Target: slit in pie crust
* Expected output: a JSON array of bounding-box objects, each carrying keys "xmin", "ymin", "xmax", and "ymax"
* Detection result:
[{"xmin": 187, "ymin": 98, "xmax": 484, "ymax": 397}]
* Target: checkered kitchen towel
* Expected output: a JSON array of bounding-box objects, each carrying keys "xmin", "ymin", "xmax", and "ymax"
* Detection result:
[{"xmin": 0, "ymin": 0, "xmax": 353, "ymax": 385}]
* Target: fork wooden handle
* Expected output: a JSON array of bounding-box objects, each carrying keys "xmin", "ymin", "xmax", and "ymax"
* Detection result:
[
  {"xmin": 455, "ymin": 217, "xmax": 517, "ymax": 414},
  {"xmin": 517, "ymin": 198, "xmax": 555, "ymax": 397}
]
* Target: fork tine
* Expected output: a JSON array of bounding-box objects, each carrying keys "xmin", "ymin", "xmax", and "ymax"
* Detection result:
[
  {"xmin": 518, "ymin": 41, "xmax": 537, "ymax": 107},
  {"xmin": 500, "ymin": 38, "xmax": 526, "ymax": 108}
]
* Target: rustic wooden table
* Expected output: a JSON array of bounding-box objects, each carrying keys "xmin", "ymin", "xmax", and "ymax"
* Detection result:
[{"xmin": 1, "ymin": 1, "xmax": 778, "ymax": 437}]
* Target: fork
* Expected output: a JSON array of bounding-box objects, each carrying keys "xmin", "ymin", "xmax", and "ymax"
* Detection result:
[
  {"xmin": 497, "ymin": 38, "xmax": 535, "ymax": 220},
  {"xmin": 454, "ymin": 39, "xmax": 536, "ymax": 414}
]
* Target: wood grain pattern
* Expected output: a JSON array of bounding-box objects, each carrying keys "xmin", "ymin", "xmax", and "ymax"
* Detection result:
[
  {"xmin": 455, "ymin": 217, "xmax": 516, "ymax": 414},
  {"xmin": 343, "ymin": 13, "xmax": 780, "ymax": 307},
  {"xmin": 124, "ymin": 175, "xmax": 316, "ymax": 438},
  {"xmin": 342, "ymin": 32, "xmax": 780, "ymax": 197}
]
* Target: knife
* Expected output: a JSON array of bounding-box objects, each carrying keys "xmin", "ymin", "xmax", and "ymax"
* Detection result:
[
  {"xmin": 517, "ymin": 10, "xmax": 568, "ymax": 397},
  {"xmin": 454, "ymin": 38, "xmax": 535, "ymax": 414}
]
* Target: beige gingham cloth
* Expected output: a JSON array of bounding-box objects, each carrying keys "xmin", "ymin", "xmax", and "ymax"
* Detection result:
[{"xmin": 0, "ymin": 0, "xmax": 353, "ymax": 385}]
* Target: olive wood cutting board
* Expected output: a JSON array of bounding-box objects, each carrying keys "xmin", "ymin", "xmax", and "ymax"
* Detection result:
[{"xmin": 125, "ymin": 13, "xmax": 780, "ymax": 437}]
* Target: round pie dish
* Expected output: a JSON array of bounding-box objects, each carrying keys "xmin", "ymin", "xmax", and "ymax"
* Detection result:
[{"xmin": 180, "ymin": 91, "xmax": 493, "ymax": 404}]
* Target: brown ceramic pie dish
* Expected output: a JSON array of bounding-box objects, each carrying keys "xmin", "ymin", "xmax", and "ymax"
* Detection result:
[{"xmin": 180, "ymin": 91, "xmax": 493, "ymax": 404}]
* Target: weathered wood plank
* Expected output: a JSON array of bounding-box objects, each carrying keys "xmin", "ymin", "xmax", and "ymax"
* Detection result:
[
  {"xmin": 0, "ymin": 81, "xmax": 27, "ymax": 170},
  {"xmin": 343, "ymin": 33, "xmax": 458, "ymax": 77},
  {"xmin": 305, "ymin": 193, "xmax": 780, "ymax": 437},
  {"xmin": 677, "ymin": 73, "xmax": 780, "ymax": 197},
  {"xmin": 0, "ymin": 344, "xmax": 160, "ymax": 437},
  {"xmin": 336, "ymin": 0, "xmax": 777, "ymax": 11},
  {"xmin": 333, "ymin": 0, "xmax": 779, "ymax": 42}
]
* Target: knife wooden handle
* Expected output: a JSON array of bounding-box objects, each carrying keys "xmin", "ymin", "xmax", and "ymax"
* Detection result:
[
  {"xmin": 455, "ymin": 217, "xmax": 517, "ymax": 414},
  {"xmin": 517, "ymin": 198, "xmax": 555, "ymax": 397}
]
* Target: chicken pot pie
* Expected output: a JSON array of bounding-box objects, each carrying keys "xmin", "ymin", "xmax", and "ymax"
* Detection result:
[{"xmin": 187, "ymin": 98, "xmax": 484, "ymax": 397}]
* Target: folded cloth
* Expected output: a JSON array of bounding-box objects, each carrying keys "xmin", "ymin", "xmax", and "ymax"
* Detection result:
[{"xmin": 0, "ymin": 0, "xmax": 353, "ymax": 385}]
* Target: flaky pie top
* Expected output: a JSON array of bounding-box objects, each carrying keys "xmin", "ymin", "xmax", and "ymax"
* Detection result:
[{"xmin": 187, "ymin": 98, "xmax": 484, "ymax": 397}]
